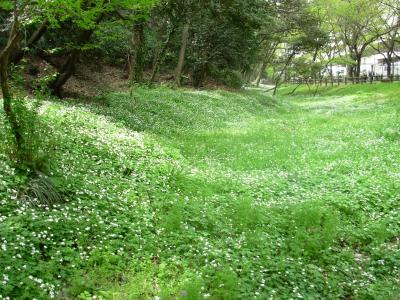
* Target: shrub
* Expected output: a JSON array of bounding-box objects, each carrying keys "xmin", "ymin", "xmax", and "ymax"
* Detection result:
[
  {"xmin": 213, "ymin": 69, "xmax": 245, "ymax": 89},
  {"xmin": 5, "ymin": 96, "xmax": 52, "ymax": 172}
]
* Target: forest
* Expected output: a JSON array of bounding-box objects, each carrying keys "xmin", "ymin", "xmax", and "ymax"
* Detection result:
[{"xmin": 1, "ymin": 0, "xmax": 400, "ymax": 299}]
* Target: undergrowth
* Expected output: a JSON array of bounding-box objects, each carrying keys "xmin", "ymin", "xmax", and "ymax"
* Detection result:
[{"xmin": 0, "ymin": 84, "xmax": 399, "ymax": 299}]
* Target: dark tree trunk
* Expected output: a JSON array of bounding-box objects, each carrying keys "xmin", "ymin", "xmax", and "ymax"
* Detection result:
[
  {"xmin": 355, "ymin": 55, "xmax": 362, "ymax": 78},
  {"xmin": 387, "ymin": 62, "xmax": 392, "ymax": 77},
  {"xmin": 1, "ymin": 53, "xmax": 22, "ymax": 155},
  {"xmin": 192, "ymin": 63, "xmax": 207, "ymax": 88},
  {"xmin": 149, "ymin": 25, "xmax": 175, "ymax": 85},
  {"xmin": 255, "ymin": 60, "xmax": 267, "ymax": 87},
  {"xmin": 386, "ymin": 55, "xmax": 392, "ymax": 77},
  {"xmin": 192, "ymin": 48, "xmax": 210, "ymax": 88},
  {"xmin": 174, "ymin": 23, "xmax": 190, "ymax": 86},
  {"xmin": 255, "ymin": 43, "xmax": 278, "ymax": 87},
  {"xmin": 11, "ymin": 21, "xmax": 48, "ymax": 65},
  {"xmin": 128, "ymin": 21, "xmax": 145, "ymax": 83},
  {"xmin": 244, "ymin": 67, "xmax": 255, "ymax": 84},
  {"xmin": 312, "ymin": 47, "xmax": 319, "ymax": 63},
  {"xmin": 48, "ymin": 50, "xmax": 80, "ymax": 97},
  {"xmin": 48, "ymin": 27, "xmax": 97, "ymax": 97},
  {"xmin": 347, "ymin": 48, "xmax": 361, "ymax": 79},
  {"xmin": 347, "ymin": 65, "xmax": 353, "ymax": 78},
  {"xmin": 0, "ymin": 11, "xmax": 23, "ymax": 158}
]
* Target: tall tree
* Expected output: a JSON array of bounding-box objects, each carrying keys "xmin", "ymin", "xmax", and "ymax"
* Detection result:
[
  {"xmin": 371, "ymin": 2, "xmax": 400, "ymax": 76},
  {"xmin": 325, "ymin": 0, "xmax": 393, "ymax": 77},
  {"xmin": 0, "ymin": 0, "xmax": 23, "ymax": 158},
  {"xmin": 128, "ymin": 20, "xmax": 146, "ymax": 83},
  {"xmin": 42, "ymin": 0, "xmax": 156, "ymax": 96},
  {"xmin": 174, "ymin": 22, "xmax": 190, "ymax": 86},
  {"xmin": 186, "ymin": 0, "xmax": 264, "ymax": 87},
  {"xmin": 173, "ymin": 0, "xmax": 197, "ymax": 86}
]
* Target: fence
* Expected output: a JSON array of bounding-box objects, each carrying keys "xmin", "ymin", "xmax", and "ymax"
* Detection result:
[{"xmin": 286, "ymin": 74, "xmax": 400, "ymax": 86}]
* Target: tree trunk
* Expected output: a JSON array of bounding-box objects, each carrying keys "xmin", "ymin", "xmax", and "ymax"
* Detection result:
[
  {"xmin": 48, "ymin": 27, "xmax": 97, "ymax": 97},
  {"xmin": 347, "ymin": 65, "xmax": 353, "ymax": 78},
  {"xmin": 273, "ymin": 51, "xmax": 295, "ymax": 96},
  {"xmin": 255, "ymin": 43, "xmax": 278, "ymax": 87},
  {"xmin": 386, "ymin": 55, "xmax": 392, "ymax": 77},
  {"xmin": 128, "ymin": 21, "xmax": 145, "ymax": 83},
  {"xmin": 0, "ymin": 8, "xmax": 23, "ymax": 157},
  {"xmin": 11, "ymin": 21, "xmax": 49, "ymax": 65},
  {"xmin": 355, "ymin": 55, "xmax": 362, "ymax": 78},
  {"xmin": 312, "ymin": 47, "xmax": 319, "ymax": 63},
  {"xmin": 174, "ymin": 23, "xmax": 190, "ymax": 86},
  {"xmin": 248, "ymin": 63, "xmax": 262, "ymax": 83},
  {"xmin": 387, "ymin": 61, "xmax": 392, "ymax": 77},
  {"xmin": 246, "ymin": 66, "xmax": 257, "ymax": 84},
  {"xmin": 255, "ymin": 60, "xmax": 267, "ymax": 87},
  {"xmin": 192, "ymin": 63, "xmax": 207, "ymax": 88},
  {"xmin": 48, "ymin": 50, "xmax": 80, "ymax": 97},
  {"xmin": 1, "ymin": 54, "xmax": 22, "ymax": 155},
  {"xmin": 149, "ymin": 25, "xmax": 175, "ymax": 85}
]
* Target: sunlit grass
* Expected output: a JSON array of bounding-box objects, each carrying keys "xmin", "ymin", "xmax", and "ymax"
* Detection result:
[{"xmin": 1, "ymin": 84, "xmax": 399, "ymax": 299}]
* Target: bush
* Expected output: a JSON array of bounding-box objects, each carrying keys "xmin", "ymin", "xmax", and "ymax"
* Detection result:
[
  {"xmin": 2, "ymin": 90, "xmax": 59, "ymax": 206},
  {"xmin": 214, "ymin": 69, "xmax": 245, "ymax": 89},
  {"xmin": 4, "ymin": 97, "xmax": 53, "ymax": 172}
]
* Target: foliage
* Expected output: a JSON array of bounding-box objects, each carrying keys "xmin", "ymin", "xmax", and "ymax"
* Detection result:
[
  {"xmin": 311, "ymin": 0, "xmax": 389, "ymax": 77},
  {"xmin": 211, "ymin": 69, "xmax": 245, "ymax": 89},
  {"xmin": 289, "ymin": 56, "xmax": 325, "ymax": 80},
  {"xmin": 91, "ymin": 20, "xmax": 133, "ymax": 65},
  {"xmin": 1, "ymin": 0, "xmax": 398, "ymax": 90},
  {"xmin": 158, "ymin": 0, "xmax": 268, "ymax": 87},
  {"xmin": 1, "ymin": 95, "xmax": 52, "ymax": 171}
]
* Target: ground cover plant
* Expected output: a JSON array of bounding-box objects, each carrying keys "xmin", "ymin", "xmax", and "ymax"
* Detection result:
[{"xmin": 1, "ymin": 83, "xmax": 400, "ymax": 299}]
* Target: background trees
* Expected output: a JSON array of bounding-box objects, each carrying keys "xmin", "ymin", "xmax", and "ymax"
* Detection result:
[
  {"xmin": 0, "ymin": 0, "xmax": 155, "ymax": 167},
  {"xmin": 0, "ymin": 0, "xmax": 399, "ymax": 98},
  {"xmin": 327, "ymin": 0, "xmax": 389, "ymax": 77},
  {"xmin": 371, "ymin": 1, "xmax": 400, "ymax": 77}
]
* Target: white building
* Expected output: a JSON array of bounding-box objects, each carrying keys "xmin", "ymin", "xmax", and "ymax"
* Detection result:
[
  {"xmin": 329, "ymin": 52, "xmax": 400, "ymax": 77},
  {"xmin": 360, "ymin": 52, "xmax": 400, "ymax": 76}
]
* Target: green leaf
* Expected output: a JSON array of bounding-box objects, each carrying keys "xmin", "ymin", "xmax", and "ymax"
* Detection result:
[{"xmin": 0, "ymin": 1, "xmax": 13, "ymax": 10}]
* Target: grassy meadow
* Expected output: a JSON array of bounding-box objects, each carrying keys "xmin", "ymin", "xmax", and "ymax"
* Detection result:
[{"xmin": 0, "ymin": 83, "xmax": 399, "ymax": 299}]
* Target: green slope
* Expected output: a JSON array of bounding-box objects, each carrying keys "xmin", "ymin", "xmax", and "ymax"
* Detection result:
[{"xmin": 1, "ymin": 84, "xmax": 399, "ymax": 299}]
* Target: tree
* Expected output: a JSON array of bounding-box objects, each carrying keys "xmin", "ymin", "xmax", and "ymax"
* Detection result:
[
  {"xmin": 186, "ymin": 0, "xmax": 264, "ymax": 88},
  {"xmin": 128, "ymin": 20, "xmax": 146, "ymax": 83},
  {"xmin": 250, "ymin": 0, "xmax": 328, "ymax": 88},
  {"xmin": 325, "ymin": 0, "xmax": 395, "ymax": 77},
  {"xmin": 172, "ymin": 0, "xmax": 197, "ymax": 86},
  {"xmin": 147, "ymin": 0, "xmax": 196, "ymax": 86},
  {"xmin": 0, "ymin": 0, "xmax": 157, "ymax": 168},
  {"xmin": 0, "ymin": 1, "xmax": 23, "ymax": 159},
  {"xmin": 370, "ymin": 2, "xmax": 399, "ymax": 77},
  {"xmin": 46, "ymin": 0, "xmax": 156, "ymax": 96},
  {"xmin": 174, "ymin": 22, "xmax": 190, "ymax": 86},
  {"xmin": 261, "ymin": 0, "xmax": 329, "ymax": 94}
]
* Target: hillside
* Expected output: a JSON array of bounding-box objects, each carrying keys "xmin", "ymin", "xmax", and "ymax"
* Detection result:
[{"xmin": 1, "ymin": 84, "xmax": 400, "ymax": 299}]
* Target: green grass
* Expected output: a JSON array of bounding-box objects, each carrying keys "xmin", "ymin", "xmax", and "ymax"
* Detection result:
[{"xmin": 1, "ymin": 83, "xmax": 399, "ymax": 299}]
